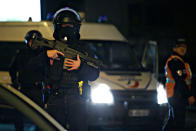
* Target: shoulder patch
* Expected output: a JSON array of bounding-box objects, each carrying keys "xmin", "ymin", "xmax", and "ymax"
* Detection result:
[{"xmin": 177, "ymin": 70, "xmax": 182, "ymax": 76}]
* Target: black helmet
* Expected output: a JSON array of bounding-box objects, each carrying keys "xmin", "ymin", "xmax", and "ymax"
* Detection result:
[
  {"xmin": 53, "ymin": 7, "xmax": 81, "ymax": 28},
  {"xmin": 25, "ymin": 30, "xmax": 42, "ymax": 47},
  {"xmin": 53, "ymin": 7, "xmax": 81, "ymax": 41}
]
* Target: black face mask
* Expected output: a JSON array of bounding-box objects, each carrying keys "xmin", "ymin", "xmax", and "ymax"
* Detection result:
[{"xmin": 57, "ymin": 26, "xmax": 78, "ymax": 42}]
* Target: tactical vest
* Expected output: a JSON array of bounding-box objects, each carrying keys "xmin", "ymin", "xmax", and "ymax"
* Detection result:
[{"xmin": 165, "ymin": 55, "xmax": 192, "ymax": 98}]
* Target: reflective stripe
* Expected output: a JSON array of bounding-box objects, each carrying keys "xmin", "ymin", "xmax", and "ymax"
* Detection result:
[
  {"xmin": 184, "ymin": 63, "xmax": 192, "ymax": 90},
  {"xmin": 166, "ymin": 79, "xmax": 175, "ymax": 83},
  {"xmin": 185, "ymin": 63, "xmax": 192, "ymax": 78},
  {"xmin": 165, "ymin": 61, "xmax": 175, "ymax": 98},
  {"xmin": 165, "ymin": 83, "xmax": 175, "ymax": 98},
  {"xmin": 186, "ymin": 81, "xmax": 191, "ymax": 85}
]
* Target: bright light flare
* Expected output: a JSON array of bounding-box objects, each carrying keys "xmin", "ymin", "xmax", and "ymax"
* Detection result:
[
  {"xmin": 91, "ymin": 83, "xmax": 114, "ymax": 104},
  {"xmin": 0, "ymin": 0, "xmax": 41, "ymax": 21},
  {"xmin": 157, "ymin": 83, "xmax": 168, "ymax": 104}
]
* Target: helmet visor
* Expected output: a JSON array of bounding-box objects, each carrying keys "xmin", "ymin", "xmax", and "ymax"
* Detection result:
[{"xmin": 55, "ymin": 11, "xmax": 80, "ymax": 25}]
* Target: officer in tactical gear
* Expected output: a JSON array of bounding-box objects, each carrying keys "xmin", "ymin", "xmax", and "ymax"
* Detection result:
[
  {"xmin": 9, "ymin": 30, "xmax": 46, "ymax": 131},
  {"xmin": 44, "ymin": 7, "xmax": 100, "ymax": 131},
  {"xmin": 162, "ymin": 38, "xmax": 195, "ymax": 131},
  {"xmin": 9, "ymin": 30, "xmax": 48, "ymax": 107}
]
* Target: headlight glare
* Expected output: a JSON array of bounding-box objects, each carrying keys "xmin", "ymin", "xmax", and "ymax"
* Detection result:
[
  {"xmin": 157, "ymin": 83, "xmax": 168, "ymax": 104},
  {"xmin": 91, "ymin": 83, "xmax": 114, "ymax": 104}
]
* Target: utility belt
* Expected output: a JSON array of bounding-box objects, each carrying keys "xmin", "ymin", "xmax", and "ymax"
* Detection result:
[{"xmin": 49, "ymin": 81, "xmax": 84, "ymax": 96}]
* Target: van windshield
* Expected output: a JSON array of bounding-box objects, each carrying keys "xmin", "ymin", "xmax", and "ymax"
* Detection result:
[
  {"xmin": 0, "ymin": 42, "xmax": 25, "ymax": 71},
  {"xmin": 81, "ymin": 40, "xmax": 141, "ymax": 71}
]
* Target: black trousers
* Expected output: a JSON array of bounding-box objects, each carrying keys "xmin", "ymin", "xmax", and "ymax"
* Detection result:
[
  {"xmin": 162, "ymin": 98, "xmax": 187, "ymax": 131},
  {"xmin": 47, "ymin": 87, "xmax": 88, "ymax": 131}
]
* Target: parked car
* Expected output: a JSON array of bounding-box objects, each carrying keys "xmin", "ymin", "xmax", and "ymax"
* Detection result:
[{"xmin": 0, "ymin": 83, "xmax": 66, "ymax": 131}]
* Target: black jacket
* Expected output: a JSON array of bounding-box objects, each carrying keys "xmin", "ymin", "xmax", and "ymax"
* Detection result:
[
  {"xmin": 47, "ymin": 40, "xmax": 100, "ymax": 87},
  {"xmin": 9, "ymin": 47, "xmax": 49, "ymax": 85}
]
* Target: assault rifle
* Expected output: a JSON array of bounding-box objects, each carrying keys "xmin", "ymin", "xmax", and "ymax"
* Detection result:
[{"xmin": 31, "ymin": 37, "xmax": 103, "ymax": 69}]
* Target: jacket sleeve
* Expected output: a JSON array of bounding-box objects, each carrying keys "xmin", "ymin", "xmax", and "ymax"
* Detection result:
[
  {"xmin": 76, "ymin": 45, "xmax": 100, "ymax": 81},
  {"xmin": 26, "ymin": 49, "xmax": 49, "ymax": 70},
  {"xmin": 77, "ymin": 61, "xmax": 100, "ymax": 81},
  {"xmin": 9, "ymin": 48, "xmax": 50, "ymax": 84}
]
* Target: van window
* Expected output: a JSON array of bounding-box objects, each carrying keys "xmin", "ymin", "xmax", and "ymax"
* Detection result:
[
  {"xmin": 0, "ymin": 42, "xmax": 25, "ymax": 71},
  {"xmin": 82, "ymin": 41, "xmax": 141, "ymax": 70},
  {"xmin": 142, "ymin": 43, "xmax": 156, "ymax": 72}
]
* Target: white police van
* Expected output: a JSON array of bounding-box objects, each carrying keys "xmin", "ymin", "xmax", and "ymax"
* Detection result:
[{"xmin": 0, "ymin": 21, "xmax": 168, "ymax": 130}]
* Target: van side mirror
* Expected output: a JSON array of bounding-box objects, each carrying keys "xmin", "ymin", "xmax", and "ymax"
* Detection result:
[{"xmin": 141, "ymin": 41, "xmax": 158, "ymax": 77}]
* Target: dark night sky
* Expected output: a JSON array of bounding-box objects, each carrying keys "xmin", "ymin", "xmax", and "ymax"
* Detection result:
[{"xmin": 41, "ymin": 0, "xmax": 196, "ymax": 41}]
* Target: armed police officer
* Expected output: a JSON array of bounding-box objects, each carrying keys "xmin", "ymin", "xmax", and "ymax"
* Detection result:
[
  {"xmin": 162, "ymin": 38, "xmax": 195, "ymax": 131},
  {"xmin": 9, "ymin": 30, "xmax": 48, "ymax": 107},
  {"xmin": 43, "ymin": 7, "xmax": 100, "ymax": 131},
  {"xmin": 9, "ymin": 30, "xmax": 64, "ymax": 107},
  {"xmin": 9, "ymin": 30, "xmax": 53, "ymax": 131}
]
